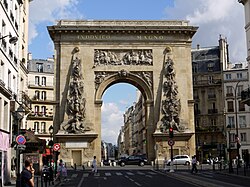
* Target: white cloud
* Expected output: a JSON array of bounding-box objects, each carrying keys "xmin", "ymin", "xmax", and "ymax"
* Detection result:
[
  {"xmin": 165, "ymin": 0, "xmax": 247, "ymax": 62},
  {"xmin": 28, "ymin": 0, "xmax": 83, "ymax": 44},
  {"xmin": 101, "ymin": 102, "xmax": 124, "ymax": 145}
]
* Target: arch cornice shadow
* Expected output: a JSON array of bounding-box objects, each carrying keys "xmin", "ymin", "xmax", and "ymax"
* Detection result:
[{"xmin": 95, "ymin": 72, "xmax": 154, "ymax": 104}]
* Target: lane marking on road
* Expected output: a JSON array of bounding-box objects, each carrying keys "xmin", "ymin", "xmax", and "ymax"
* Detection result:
[
  {"xmin": 145, "ymin": 175, "xmax": 152, "ymax": 178},
  {"xmin": 105, "ymin": 172, "xmax": 111, "ymax": 176},
  {"xmin": 135, "ymin": 182, "xmax": 142, "ymax": 186},
  {"xmin": 116, "ymin": 172, "xmax": 123, "ymax": 176},
  {"xmin": 71, "ymin": 174, "xmax": 78, "ymax": 178},
  {"xmin": 137, "ymin": 171, "xmax": 145, "ymax": 175},
  {"xmin": 147, "ymin": 171, "xmax": 156, "ymax": 175},
  {"xmin": 126, "ymin": 172, "xmax": 134, "ymax": 175},
  {"xmin": 77, "ymin": 173, "xmax": 85, "ymax": 187},
  {"xmin": 83, "ymin": 173, "xmax": 89, "ymax": 177}
]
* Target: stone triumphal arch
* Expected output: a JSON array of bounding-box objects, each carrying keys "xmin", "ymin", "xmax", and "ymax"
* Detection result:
[{"xmin": 48, "ymin": 20, "xmax": 198, "ymax": 165}]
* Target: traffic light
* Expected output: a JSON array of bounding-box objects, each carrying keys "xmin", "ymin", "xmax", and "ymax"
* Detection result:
[{"xmin": 169, "ymin": 127, "xmax": 174, "ymax": 139}]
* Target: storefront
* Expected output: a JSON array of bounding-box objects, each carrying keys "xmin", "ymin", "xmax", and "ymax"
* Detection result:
[{"xmin": 0, "ymin": 131, "xmax": 10, "ymax": 186}]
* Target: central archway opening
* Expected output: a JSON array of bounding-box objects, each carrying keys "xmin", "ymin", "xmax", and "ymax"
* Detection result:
[{"xmin": 101, "ymin": 82, "xmax": 149, "ymax": 163}]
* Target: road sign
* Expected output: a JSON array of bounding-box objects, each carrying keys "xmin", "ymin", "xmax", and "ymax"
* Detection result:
[
  {"xmin": 16, "ymin": 135, "xmax": 26, "ymax": 145},
  {"xmin": 17, "ymin": 144, "xmax": 26, "ymax": 150},
  {"xmin": 168, "ymin": 139, "xmax": 175, "ymax": 146},
  {"xmin": 53, "ymin": 143, "xmax": 61, "ymax": 151}
]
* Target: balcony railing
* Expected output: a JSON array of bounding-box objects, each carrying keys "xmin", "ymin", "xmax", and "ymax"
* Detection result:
[
  {"xmin": 208, "ymin": 109, "xmax": 218, "ymax": 114},
  {"xmin": 28, "ymin": 81, "xmax": 54, "ymax": 88},
  {"xmin": 20, "ymin": 91, "xmax": 32, "ymax": 110},
  {"xmin": 241, "ymin": 87, "xmax": 250, "ymax": 106},
  {"xmin": 193, "ymin": 79, "xmax": 222, "ymax": 86}
]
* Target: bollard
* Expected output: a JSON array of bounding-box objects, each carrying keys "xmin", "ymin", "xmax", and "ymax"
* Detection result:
[
  {"xmin": 82, "ymin": 165, "xmax": 85, "ymax": 170},
  {"xmin": 74, "ymin": 163, "xmax": 76, "ymax": 170}
]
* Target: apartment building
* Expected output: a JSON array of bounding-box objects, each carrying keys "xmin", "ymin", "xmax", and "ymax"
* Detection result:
[
  {"xmin": 0, "ymin": 0, "xmax": 31, "ymax": 185},
  {"xmin": 192, "ymin": 36, "xmax": 228, "ymax": 162},
  {"xmin": 239, "ymin": 0, "xmax": 250, "ymax": 105},
  {"xmin": 27, "ymin": 57, "xmax": 54, "ymax": 139},
  {"xmin": 223, "ymin": 62, "xmax": 250, "ymax": 161}
]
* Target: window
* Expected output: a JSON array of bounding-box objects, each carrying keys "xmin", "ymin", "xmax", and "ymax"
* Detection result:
[
  {"xmin": 34, "ymin": 122, "xmax": 39, "ymax": 133},
  {"xmin": 227, "ymin": 101, "xmax": 234, "ymax": 112},
  {"xmin": 226, "ymin": 86, "xmax": 233, "ymax": 96},
  {"xmin": 239, "ymin": 116, "xmax": 246, "ymax": 128},
  {"xmin": 41, "ymin": 106, "xmax": 46, "ymax": 116},
  {"xmin": 239, "ymin": 101, "xmax": 245, "ymax": 111},
  {"xmin": 208, "ymin": 76, "xmax": 213, "ymax": 84},
  {"xmin": 237, "ymin": 73, "xmax": 242, "ymax": 79},
  {"xmin": 41, "ymin": 122, "xmax": 46, "ymax": 133},
  {"xmin": 0, "ymin": 61, "xmax": 4, "ymax": 81},
  {"xmin": 226, "ymin": 74, "xmax": 231, "ymax": 80},
  {"xmin": 47, "ymin": 64, "xmax": 51, "ymax": 70},
  {"xmin": 8, "ymin": 70, "xmax": 11, "ymax": 88},
  {"xmin": 240, "ymin": 133, "xmax": 247, "ymax": 142},
  {"xmin": 35, "ymin": 76, "xmax": 40, "ymax": 85},
  {"xmin": 237, "ymin": 85, "xmax": 243, "ymax": 96},
  {"xmin": 41, "ymin": 91, "xmax": 46, "ymax": 100},
  {"xmin": 208, "ymin": 88, "xmax": 215, "ymax": 98},
  {"xmin": 41, "ymin": 77, "xmax": 46, "ymax": 86},
  {"xmin": 192, "ymin": 63, "xmax": 198, "ymax": 73},
  {"xmin": 228, "ymin": 116, "xmax": 235, "ymax": 128},
  {"xmin": 35, "ymin": 90, "xmax": 40, "ymax": 100},
  {"xmin": 36, "ymin": 63, "xmax": 43, "ymax": 72},
  {"xmin": 34, "ymin": 106, "xmax": 39, "ymax": 115}
]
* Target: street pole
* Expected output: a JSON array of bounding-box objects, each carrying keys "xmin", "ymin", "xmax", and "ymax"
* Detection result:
[
  {"xmin": 169, "ymin": 145, "xmax": 174, "ymax": 172},
  {"xmin": 234, "ymin": 81, "xmax": 241, "ymax": 172},
  {"xmin": 227, "ymin": 129, "xmax": 233, "ymax": 173}
]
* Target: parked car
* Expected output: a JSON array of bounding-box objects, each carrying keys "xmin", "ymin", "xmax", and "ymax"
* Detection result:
[
  {"xmin": 166, "ymin": 155, "xmax": 191, "ymax": 166},
  {"xmin": 118, "ymin": 154, "xmax": 148, "ymax": 167}
]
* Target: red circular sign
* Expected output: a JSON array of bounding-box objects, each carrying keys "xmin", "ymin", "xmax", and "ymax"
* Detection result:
[
  {"xmin": 16, "ymin": 135, "xmax": 26, "ymax": 145},
  {"xmin": 53, "ymin": 143, "xmax": 60, "ymax": 151},
  {"xmin": 168, "ymin": 139, "xmax": 175, "ymax": 146}
]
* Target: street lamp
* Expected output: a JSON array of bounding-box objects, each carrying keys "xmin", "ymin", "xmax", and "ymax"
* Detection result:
[
  {"xmin": 0, "ymin": 34, "xmax": 18, "ymax": 44},
  {"xmin": 227, "ymin": 125, "xmax": 234, "ymax": 173},
  {"xmin": 48, "ymin": 125, "xmax": 54, "ymax": 166},
  {"xmin": 14, "ymin": 106, "xmax": 26, "ymax": 186}
]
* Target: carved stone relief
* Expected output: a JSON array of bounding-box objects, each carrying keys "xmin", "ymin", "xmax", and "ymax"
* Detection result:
[
  {"xmin": 93, "ymin": 49, "xmax": 153, "ymax": 68},
  {"xmin": 94, "ymin": 70, "xmax": 153, "ymax": 90},
  {"xmin": 62, "ymin": 57, "xmax": 90, "ymax": 133},
  {"xmin": 160, "ymin": 56, "xmax": 182, "ymax": 132}
]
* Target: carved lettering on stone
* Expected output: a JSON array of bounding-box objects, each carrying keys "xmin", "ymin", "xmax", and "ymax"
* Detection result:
[{"xmin": 93, "ymin": 49, "xmax": 153, "ymax": 68}]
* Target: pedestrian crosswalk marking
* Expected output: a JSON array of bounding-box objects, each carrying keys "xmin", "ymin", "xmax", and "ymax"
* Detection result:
[
  {"xmin": 105, "ymin": 173, "xmax": 111, "ymax": 176},
  {"xmin": 116, "ymin": 172, "xmax": 123, "ymax": 176},
  {"xmin": 145, "ymin": 175, "xmax": 152, "ymax": 178}
]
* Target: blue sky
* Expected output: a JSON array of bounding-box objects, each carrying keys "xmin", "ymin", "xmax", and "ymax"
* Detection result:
[{"xmin": 28, "ymin": 0, "xmax": 246, "ymax": 145}]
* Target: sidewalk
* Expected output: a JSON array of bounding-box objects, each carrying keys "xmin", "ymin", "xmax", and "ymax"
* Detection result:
[{"xmin": 8, "ymin": 176, "xmax": 57, "ymax": 187}]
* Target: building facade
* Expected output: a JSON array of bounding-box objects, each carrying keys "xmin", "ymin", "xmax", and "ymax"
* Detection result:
[
  {"xmin": 0, "ymin": 0, "xmax": 31, "ymax": 185},
  {"xmin": 192, "ymin": 36, "xmax": 228, "ymax": 162},
  {"xmin": 239, "ymin": 0, "xmax": 250, "ymax": 105},
  {"xmin": 223, "ymin": 62, "xmax": 250, "ymax": 162}
]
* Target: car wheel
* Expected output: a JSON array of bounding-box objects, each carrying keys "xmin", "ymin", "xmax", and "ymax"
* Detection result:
[
  {"xmin": 185, "ymin": 161, "xmax": 190, "ymax": 165},
  {"xmin": 120, "ymin": 162, "xmax": 125, "ymax": 167},
  {"xmin": 139, "ymin": 162, "xmax": 145, "ymax": 167}
]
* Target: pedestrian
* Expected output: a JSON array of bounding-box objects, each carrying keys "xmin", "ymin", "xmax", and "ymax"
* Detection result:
[
  {"xmin": 55, "ymin": 160, "xmax": 63, "ymax": 182},
  {"xmin": 20, "ymin": 160, "xmax": 35, "ymax": 187},
  {"xmin": 191, "ymin": 155, "xmax": 198, "ymax": 173},
  {"xmin": 92, "ymin": 156, "xmax": 97, "ymax": 174}
]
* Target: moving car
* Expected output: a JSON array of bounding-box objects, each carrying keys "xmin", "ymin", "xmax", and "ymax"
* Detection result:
[
  {"xmin": 118, "ymin": 154, "xmax": 148, "ymax": 167},
  {"xmin": 166, "ymin": 155, "xmax": 191, "ymax": 166}
]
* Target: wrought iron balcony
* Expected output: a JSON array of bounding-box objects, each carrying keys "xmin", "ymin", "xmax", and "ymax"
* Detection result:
[{"xmin": 241, "ymin": 87, "xmax": 250, "ymax": 106}]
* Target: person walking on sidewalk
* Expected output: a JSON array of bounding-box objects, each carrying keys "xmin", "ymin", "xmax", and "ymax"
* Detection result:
[
  {"xmin": 20, "ymin": 160, "xmax": 35, "ymax": 187},
  {"xmin": 191, "ymin": 155, "xmax": 198, "ymax": 173},
  {"xmin": 92, "ymin": 156, "xmax": 97, "ymax": 174}
]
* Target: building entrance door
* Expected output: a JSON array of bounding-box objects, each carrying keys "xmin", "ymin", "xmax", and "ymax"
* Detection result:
[{"xmin": 72, "ymin": 150, "xmax": 82, "ymax": 166}]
